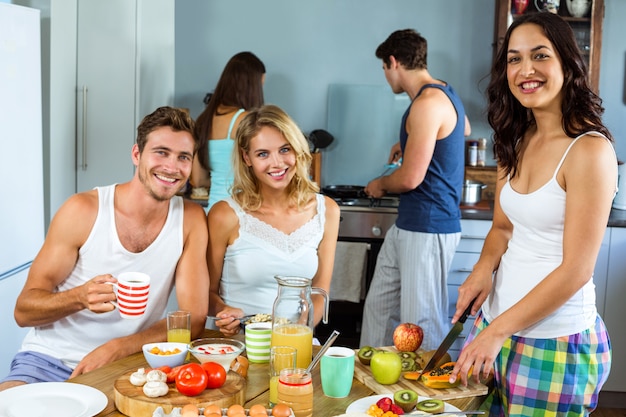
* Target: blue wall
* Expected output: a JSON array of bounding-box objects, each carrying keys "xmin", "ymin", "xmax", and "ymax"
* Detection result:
[{"xmin": 174, "ymin": 0, "xmax": 626, "ymax": 177}]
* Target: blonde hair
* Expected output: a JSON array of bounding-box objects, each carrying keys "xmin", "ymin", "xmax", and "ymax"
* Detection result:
[{"xmin": 231, "ymin": 104, "xmax": 319, "ymax": 210}]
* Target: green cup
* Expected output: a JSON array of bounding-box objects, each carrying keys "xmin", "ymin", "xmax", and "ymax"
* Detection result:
[{"xmin": 320, "ymin": 346, "xmax": 355, "ymax": 398}]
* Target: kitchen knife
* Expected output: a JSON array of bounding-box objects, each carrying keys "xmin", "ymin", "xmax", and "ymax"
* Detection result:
[{"xmin": 416, "ymin": 299, "xmax": 476, "ymax": 380}]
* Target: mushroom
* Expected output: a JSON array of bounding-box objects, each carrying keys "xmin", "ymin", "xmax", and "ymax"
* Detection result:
[
  {"xmin": 129, "ymin": 368, "xmax": 147, "ymax": 386},
  {"xmin": 146, "ymin": 369, "xmax": 167, "ymax": 383},
  {"xmin": 143, "ymin": 380, "xmax": 169, "ymax": 398}
]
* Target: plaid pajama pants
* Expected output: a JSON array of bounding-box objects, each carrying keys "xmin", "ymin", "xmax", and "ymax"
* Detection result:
[{"xmin": 465, "ymin": 313, "xmax": 612, "ymax": 416}]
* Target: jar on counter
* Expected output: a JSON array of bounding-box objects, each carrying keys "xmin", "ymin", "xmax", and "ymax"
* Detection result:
[
  {"xmin": 277, "ymin": 368, "xmax": 313, "ymax": 417},
  {"xmin": 477, "ymin": 138, "xmax": 487, "ymax": 167},
  {"xmin": 466, "ymin": 140, "xmax": 478, "ymax": 166}
]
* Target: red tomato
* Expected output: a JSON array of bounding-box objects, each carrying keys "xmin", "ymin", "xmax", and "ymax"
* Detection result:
[
  {"xmin": 150, "ymin": 365, "xmax": 172, "ymax": 374},
  {"xmin": 175, "ymin": 363, "xmax": 208, "ymax": 396},
  {"xmin": 166, "ymin": 364, "xmax": 186, "ymax": 384},
  {"xmin": 201, "ymin": 362, "xmax": 227, "ymax": 389}
]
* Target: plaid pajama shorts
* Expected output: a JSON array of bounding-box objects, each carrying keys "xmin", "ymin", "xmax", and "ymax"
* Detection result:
[{"xmin": 464, "ymin": 313, "xmax": 612, "ymax": 416}]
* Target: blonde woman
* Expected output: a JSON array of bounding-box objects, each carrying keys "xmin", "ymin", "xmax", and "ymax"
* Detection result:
[{"xmin": 207, "ymin": 104, "xmax": 340, "ymax": 336}]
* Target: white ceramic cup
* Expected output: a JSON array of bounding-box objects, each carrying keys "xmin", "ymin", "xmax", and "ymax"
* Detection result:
[
  {"xmin": 244, "ymin": 322, "xmax": 272, "ymax": 363},
  {"xmin": 109, "ymin": 272, "xmax": 150, "ymax": 319}
]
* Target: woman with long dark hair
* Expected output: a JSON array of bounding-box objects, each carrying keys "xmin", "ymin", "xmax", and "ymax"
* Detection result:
[
  {"xmin": 191, "ymin": 52, "xmax": 265, "ymax": 209},
  {"xmin": 450, "ymin": 12, "xmax": 615, "ymax": 415}
]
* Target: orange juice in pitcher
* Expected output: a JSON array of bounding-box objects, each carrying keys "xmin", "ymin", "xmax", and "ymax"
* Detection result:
[
  {"xmin": 271, "ymin": 323, "xmax": 312, "ymax": 369},
  {"xmin": 270, "ymin": 276, "xmax": 328, "ymax": 370}
]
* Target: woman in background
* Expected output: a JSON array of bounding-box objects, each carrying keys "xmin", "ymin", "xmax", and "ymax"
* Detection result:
[
  {"xmin": 207, "ymin": 104, "xmax": 339, "ymax": 336},
  {"xmin": 191, "ymin": 51, "xmax": 265, "ymax": 210},
  {"xmin": 450, "ymin": 12, "xmax": 615, "ymax": 415}
]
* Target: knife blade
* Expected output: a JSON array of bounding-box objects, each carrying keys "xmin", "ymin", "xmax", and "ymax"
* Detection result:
[{"xmin": 416, "ymin": 299, "xmax": 476, "ymax": 380}]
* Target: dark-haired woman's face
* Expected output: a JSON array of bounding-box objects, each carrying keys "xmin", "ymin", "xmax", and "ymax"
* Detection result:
[{"xmin": 506, "ymin": 23, "xmax": 564, "ymax": 111}]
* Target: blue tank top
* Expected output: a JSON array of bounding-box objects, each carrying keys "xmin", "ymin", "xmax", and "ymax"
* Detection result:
[
  {"xmin": 207, "ymin": 109, "xmax": 245, "ymax": 210},
  {"xmin": 396, "ymin": 83, "xmax": 465, "ymax": 233}
]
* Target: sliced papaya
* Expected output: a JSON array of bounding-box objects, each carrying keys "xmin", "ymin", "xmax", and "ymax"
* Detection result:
[
  {"xmin": 405, "ymin": 361, "xmax": 470, "ymax": 388},
  {"xmin": 421, "ymin": 361, "xmax": 460, "ymax": 389}
]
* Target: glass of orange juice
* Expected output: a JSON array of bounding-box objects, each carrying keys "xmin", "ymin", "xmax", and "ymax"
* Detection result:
[
  {"xmin": 269, "ymin": 345, "xmax": 297, "ymax": 406},
  {"xmin": 167, "ymin": 310, "xmax": 191, "ymax": 343}
]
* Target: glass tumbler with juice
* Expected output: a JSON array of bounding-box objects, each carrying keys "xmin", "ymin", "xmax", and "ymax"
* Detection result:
[{"xmin": 167, "ymin": 310, "xmax": 191, "ymax": 343}]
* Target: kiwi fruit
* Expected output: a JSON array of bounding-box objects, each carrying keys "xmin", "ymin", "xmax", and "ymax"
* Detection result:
[
  {"xmin": 417, "ymin": 349, "xmax": 452, "ymax": 370},
  {"xmin": 357, "ymin": 346, "xmax": 378, "ymax": 365},
  {"xmin": 400, "ymin": 357, "xmax": 417, "ymax": 371},
  {"xmin": 393, "ymin": 389, "xmax": 418, "ymax": 412},
  {"xmin": 398, "ymin": 351, "xmax": 417, "ymax": 360},
  {"xmin": 415, "ymin": 399, "xmax": 445, "ymax": 414}
]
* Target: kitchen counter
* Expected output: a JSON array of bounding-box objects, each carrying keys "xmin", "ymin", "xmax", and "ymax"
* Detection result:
[{"xmin": 461, "ymin": 201, "xmax": 626, "ymax": 228}]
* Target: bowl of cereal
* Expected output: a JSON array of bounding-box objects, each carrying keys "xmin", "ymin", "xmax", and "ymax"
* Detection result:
[{"xmin": 142, "ymin": 342, "xmax": 188, "ymax": 368}]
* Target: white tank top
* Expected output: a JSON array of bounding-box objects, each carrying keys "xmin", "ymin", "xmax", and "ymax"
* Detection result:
[
  {"xmin": 219, "ymin": 194, "xmax": 326, "ymax": 315},
  {"xmin": 20, "ymin": 185, "xmax": 184, "ymax": 369},
  {"xmin": 482, "ymin": 133, "xmax": 610, "ymax": 338}
]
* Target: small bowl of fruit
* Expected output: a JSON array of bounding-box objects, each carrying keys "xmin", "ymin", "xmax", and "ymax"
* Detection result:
[
  {"xmin": 188, "ymin": 338, "xmax": 245, "ymax": 370},
  {"xmin": 142, "ymin": 342, "xmax": 188, "ymax": 368}
]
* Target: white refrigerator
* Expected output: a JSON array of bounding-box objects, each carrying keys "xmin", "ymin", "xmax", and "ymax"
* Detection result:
[{"xmin": 0, "ymin": 4, "xmax": 45, "ymax": 374}]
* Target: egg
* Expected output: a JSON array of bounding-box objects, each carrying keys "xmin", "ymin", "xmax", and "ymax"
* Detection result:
[
  {"xmin": 203, "ymin": 405, "xmax": 222, "ymax": 416},
  {"xmin": 226, "ymin": 404, "xmax": 246, "ymax": 416},
  {"xmin": 250, "ymin": 413, "xmax": 269, "ymax": 417},
  {"xmin": 271, "ymin": 403, "xmax": 292, "ymax": 417},
  {"xmin": 249, "ymin": 404, "xmax": 269, "ymax": 415},
  {"xmin": 181, "ymin": 404, "xmax": 200, "ymax": 417}
]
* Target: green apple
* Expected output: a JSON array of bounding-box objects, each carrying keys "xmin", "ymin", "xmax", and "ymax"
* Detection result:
[{"xmin": 370, "ymin": 351, "xmax": 402, "ymax": 385}]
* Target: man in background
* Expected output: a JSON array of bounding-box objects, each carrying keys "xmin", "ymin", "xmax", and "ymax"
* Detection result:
[
  {"xmin": 360, "ymin": 29, "xmax": 471, "ymax": 350},
  {"xmin": 0, "ymin": 106, "xmax": 209, "ymax": 391}
]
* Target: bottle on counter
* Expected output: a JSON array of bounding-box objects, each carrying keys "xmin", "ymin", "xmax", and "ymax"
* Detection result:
[
  {"xmin": 277, "ymin": 368, "xmax": 313, "ymax": 417},
  {"xmin": 466, "ymin": 140, "xmax": 478, "ymax": 166},
  {"xmin": 477, "ymin": 138, "xmax": 487, "ymax": 167}
]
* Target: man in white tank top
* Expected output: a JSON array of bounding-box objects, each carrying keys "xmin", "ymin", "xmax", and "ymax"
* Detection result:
[{"xmin": 0, "ymin": 107, "xmax": 209, "ymax": 391}]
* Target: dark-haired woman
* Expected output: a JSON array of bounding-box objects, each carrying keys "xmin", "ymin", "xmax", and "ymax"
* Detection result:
[
  {"xmin": 450, "ymin": 12, "xmax": 615, "ymax": 416},
  {"xmin": 191, "ymin": 52, "xmax": 265, "ymax": 210}
]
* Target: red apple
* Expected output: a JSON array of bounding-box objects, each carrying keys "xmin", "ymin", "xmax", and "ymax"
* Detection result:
[{"xmin": 393, "ymin": 323, "xmax": 424, "ymax": 352}]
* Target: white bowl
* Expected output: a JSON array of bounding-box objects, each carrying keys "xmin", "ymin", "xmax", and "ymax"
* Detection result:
[
  {"xmin": 188, "ymin": 338, "xmax": 245, "ymax": 370},
  {"xmin": 142, "ymin": 342, "xmax": 188, "ymax": 368}
]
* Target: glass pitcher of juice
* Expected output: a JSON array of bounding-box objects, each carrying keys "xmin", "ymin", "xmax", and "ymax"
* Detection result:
[{"xmin": 270, "ymin": 276, "xmax": 329, "ymax": 369}]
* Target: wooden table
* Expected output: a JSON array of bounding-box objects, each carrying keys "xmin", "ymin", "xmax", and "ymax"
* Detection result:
[{"xmin": 70, "ymin": 330, "xmax": 487, "ymax": 417}]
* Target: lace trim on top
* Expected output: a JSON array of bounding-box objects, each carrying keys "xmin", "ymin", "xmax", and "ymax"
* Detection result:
[{"xmin": 240, "ymin": 210, "xmax": 322, "ymax": 254}]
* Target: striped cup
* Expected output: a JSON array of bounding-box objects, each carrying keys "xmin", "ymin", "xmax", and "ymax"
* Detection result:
[{"xmin": 244, "ymin": 322, "xmax": 272, "ymax": 363}]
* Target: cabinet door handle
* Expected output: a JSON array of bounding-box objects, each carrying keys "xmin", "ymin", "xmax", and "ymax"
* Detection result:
[
  {"xmin": 78, "ymin": 85, "xmax": 88, "ymax": 171},
  {"xmin": 461, "ymin": 235, "xmax": 486, "ymax": 240},
  {"xmin": 453, "ymin": 268, "xmax": 473, "ymax": 273}
]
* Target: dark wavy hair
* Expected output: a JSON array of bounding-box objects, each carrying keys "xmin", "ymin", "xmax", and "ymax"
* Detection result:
[
  {"xmin": 487, "ymin": 12, "xmax": 611, "ymax": 178},
  {"xmin": 375, "ymin": 29, "xmax": 427, "ymax": 70},
  {"xmin": 195, "ymin": 51, "xmax": 265, "ymax": 170}
]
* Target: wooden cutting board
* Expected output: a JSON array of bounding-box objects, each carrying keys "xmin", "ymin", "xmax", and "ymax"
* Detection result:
[
  {"xmin": 353, "ymin": 347, "xmax": 488, "ymax": 401},
  {"xmin": 114, "ymin": 369, "xmax": 246, "ymax": 416}
]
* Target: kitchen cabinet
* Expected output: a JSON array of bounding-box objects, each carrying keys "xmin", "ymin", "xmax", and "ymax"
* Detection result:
[
  {"xmin": 602, "ymin": 227, "xmax": 626, "ymax": 392},
  {"xmin": 494, "ymin": 0, "xmax": 604, "ymax": 93},
  {"xmin": 75, "ymin": 0, "xmax": 174, "ymax": 192},
  {"xmin": 448, "ymin": 219, "xmax": 492, "ymax": 360}
]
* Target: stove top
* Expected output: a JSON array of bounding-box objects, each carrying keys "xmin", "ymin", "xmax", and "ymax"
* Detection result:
[{"xmin": 332, "ymin": 196, "xmax": 399, "ymax": 208}]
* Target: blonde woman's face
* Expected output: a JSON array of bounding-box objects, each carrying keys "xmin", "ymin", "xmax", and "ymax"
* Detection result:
[{"xmin": 243, "ymin": 126, "xmax": 296, "ymax": 191}]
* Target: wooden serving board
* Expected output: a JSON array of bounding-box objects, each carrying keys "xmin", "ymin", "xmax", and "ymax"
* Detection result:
[
  {"xmin": 353, "ymin": 347, "xmax": 488, "ymax": 401},
  {"xmin": 114, "ymin": 370, "xmax": 246, "ymax": 417}
]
